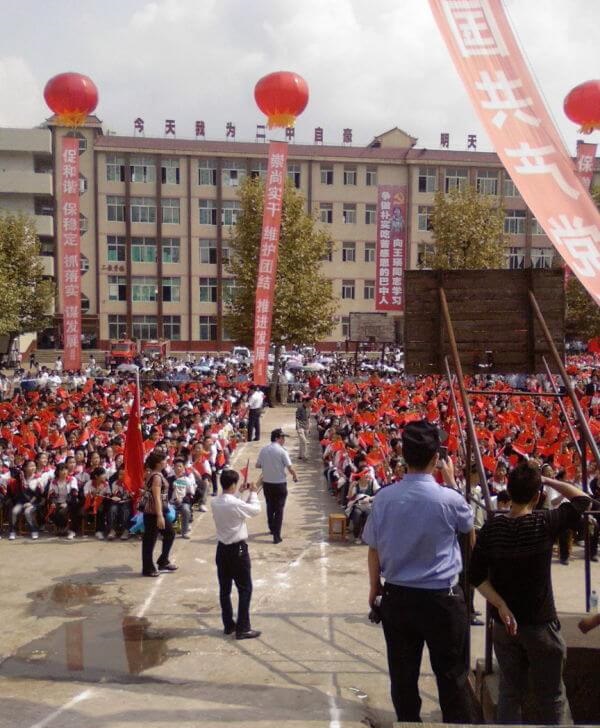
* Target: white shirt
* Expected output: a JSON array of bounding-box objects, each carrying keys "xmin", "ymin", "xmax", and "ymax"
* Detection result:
[
  {"xmin": 248, "ymin": 390, "xmax": 264, "ymax": 410},
  {"xmin": 211, "ymin": 491, "xmax": 261, "ymax": 544},
  {"xmin": 256, "ymin": 442, "xmax": 292, "ymax": 483}
]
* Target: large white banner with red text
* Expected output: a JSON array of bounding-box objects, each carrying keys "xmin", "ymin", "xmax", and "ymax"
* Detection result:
[
  {"xmin": 60, "ymin": 137, "xmax": 82, "ymax": 371},
  {"xmin": 575, "ymin": 141, "xmax": 597, "ymax": 191},
  {"xmin": 253, "ymin": 141, "xmax": 288, "ymax": 385},
  {"xmin": 375, "ymin": 185, "xmax": 407, "ymax": 311},
  {"xmin": 430, "ymin": 0, "xmax": 600, "ymax": 305}
]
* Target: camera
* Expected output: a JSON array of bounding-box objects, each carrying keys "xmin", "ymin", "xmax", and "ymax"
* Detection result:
[{"xmin": 368, "ymin": 596, "xmax": 382, "ymax": 624}]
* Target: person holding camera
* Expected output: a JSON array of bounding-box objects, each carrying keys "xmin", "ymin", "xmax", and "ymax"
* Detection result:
[
  {"xmin": 362, "ymin": 420, "xmax": 474, "ymax": 724},
  {"xmin": 211, "ymin": 468, "xmax": 261, "ymax": 640}
]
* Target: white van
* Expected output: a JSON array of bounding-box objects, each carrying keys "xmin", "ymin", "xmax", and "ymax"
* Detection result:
[{"xmin": 232, "ymin": 346, "xmax": 251, "ymax": 360}]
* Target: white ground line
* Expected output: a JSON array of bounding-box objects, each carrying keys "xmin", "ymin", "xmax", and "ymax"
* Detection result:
[
  {"xmin": 28, "ymin": 689, "xmax": 93, "ymax": 728},
  {"xmin": 319, "ymin": 539, "xmax": 343, "ymax": 728},
  {"xmin": 136, "ymin": 576, "xmax": 164, "ymax": 619}
]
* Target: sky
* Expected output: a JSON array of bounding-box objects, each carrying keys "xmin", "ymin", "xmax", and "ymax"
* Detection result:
[{"xmin": 0, "ymin": 0, "xmax": 597, "ymax": 154}]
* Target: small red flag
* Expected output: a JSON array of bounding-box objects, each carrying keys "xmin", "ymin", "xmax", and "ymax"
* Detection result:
[{"xmin": 123, "ymin": 385, "xmax": 145, "ymax": 498}]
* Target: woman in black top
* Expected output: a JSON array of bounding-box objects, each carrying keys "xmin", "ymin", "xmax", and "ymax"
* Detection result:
[{"xmin": 141, "ymin": 451, "xmax": 177, "ymax": 577}]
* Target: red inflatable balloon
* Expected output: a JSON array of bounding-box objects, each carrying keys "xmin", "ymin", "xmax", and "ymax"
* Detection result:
[
  {"xmin": 254, "ymin": 71, "xmax": 309, "ymax": 129},
  {"xmin": 564, "ymin": 80, "xmax": 600, "ymax": 134},
  {"xmin": 44, "ymin": 72, "xmax": 98, "ymax": 127}
]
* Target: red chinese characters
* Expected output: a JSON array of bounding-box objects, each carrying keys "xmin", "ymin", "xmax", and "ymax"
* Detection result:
[{"xmin": 376, "ymin": 186, "xmax": 407, "ymax": 312}]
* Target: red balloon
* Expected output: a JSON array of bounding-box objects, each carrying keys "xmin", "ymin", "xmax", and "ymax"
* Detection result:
[
  {"xmin": 564, "ymin": 80, "xmax": 600, "ymax": 134},
  {"xmin": 44, "ymin": 72, "xmax": 98, "ymax": 127},
  {"xmin": 254, "ymin": 71, "xmax": 309, "ymax": 129}
]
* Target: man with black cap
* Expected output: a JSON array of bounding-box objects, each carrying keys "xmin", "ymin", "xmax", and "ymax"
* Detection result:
[
  {"xmin": 362, "ymin": 419, "xmax": 474, "ymax": 724},
  {"xmin": 256, "ymin": 428, "xmax": 298, "ymax": 543}
]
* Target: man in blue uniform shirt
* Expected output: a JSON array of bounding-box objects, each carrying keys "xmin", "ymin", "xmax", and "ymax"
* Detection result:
[{"xmin": 363, "ymin": 419, "xmax": 474, "ymax": 723}]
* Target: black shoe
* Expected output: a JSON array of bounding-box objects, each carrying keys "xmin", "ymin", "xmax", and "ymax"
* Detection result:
[
  {"xmin": 559, "ymin": 558, "xmax": 569, "ymax": 565},
  {"xmin": 470, "ymin": 617, "xmax": 485, "ymax": 626},
  {"xmin": 472, "ymin": 610, "xmax": 482, "ymax": 616},
  {"xmin": 157, "ymin": 563, "xmax": 178, "ymax": 572},
  {"xmin": 236, "ymin": 629, "xmax": 261, "ymax": 640},
  {"xmin": 273, "ymin": 536, "xmax": 282, "ymax": 544},
  {"xmin": 224, "ymin": 622, "xmax": 237, "ymax": 636},
  {"xmin": 591, "ymin": 555, "xmax": 599, "ymax": 563},
  {"xmin": 142, "ymin": 570, "xmax": 160, "ymax": 577}
]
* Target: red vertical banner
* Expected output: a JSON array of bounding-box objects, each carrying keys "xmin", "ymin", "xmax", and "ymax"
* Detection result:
[
  {"xmin": 375, "ymin": 185, "xmax": 407, "ymax": 311},
  {"xmin": 60, "ymin": 137, "xmax": 82, "ymax": 371},
  {"xmin": 575, "ymin": 141, "xmax": 597, "ymax": 191},
  {"xmin": 253, "ymin": 141, "xmax": 288, "ymax": 386}
]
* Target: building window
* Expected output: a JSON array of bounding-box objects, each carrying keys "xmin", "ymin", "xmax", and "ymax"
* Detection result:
[
  {"xmin": 162, "ymin": 276, "xmax": 181, "ymax": 302},
  {"xmin": 476, "ymin": 169, "xmax": 498, "ymax": 195},
  {"xmin": 364, "ymin": 280, "xmax": 375, "ymax": 299},
  {"xmin": 417, "ymin": 243, "xmax": 435, "ymax": 269},
  {"xmin": 132, "ymin": 276, "xmax": 158, "ymax": 302},
  {"xmin": 531, "ymin": 217, "xmax": 545, "ymax": 236},
  {"xmin": 222, "ymin": 278, "xmax": 236, "ymax": 304},
  {"xmin": 343, "ymin": 166, "xmax": 357, "ymax": 185},
  {"xmin": 320, "ymin": 164, "xmax": 334, "ymax": 185},
  {"xmin": 342, "ymin": 241, "xmax": 356, "ymax": 262},
  {"xmin": 222, "ymin": 243, "xmax": 230, "ymax": 265},
  {"xmin": 222, "ymin": 200, "xmax": 241, "ymax": 226},
  {"xmin": 108, "ymin": 276, "xmax": 127, "ymax": 301},
  {"xmin": 199, "ymin": 238, "xmax": 217, "ymax": 264},
  {"xmin": 418, "ymin": 167, "xmax": 437, "ymax": 193},
  {"xmin": 341, "ymin": 279, "xmax": 355, "ymax": 299},
  {"xmin": 250, "ymin": 160, "xmax": 267, "ymax": 180},
  {"xmin": 79, "ymin": 174, "xmax": 88, "ymax": 195},
  {"xmin": 131, "ymin": 236, "xmax": 156, "ymax": 263},
  {"xmin": 364, "ymin": 242, "xmax": 376, "ymax": 263},
  {"xmin": 287, "ymin": 163, "xmax": 301, "ymax": 188},
  {"xmin": 343, "ymin": 204, "xmax": 357, "ymax": 224},
  {"xmin": 199, "ymin": 277, "xmax": 218, "ymax": 303},
  {"xmin": 444, "ymin": 167, "xmax": 468, "ymax": 193},
  {"xmin": 39, "ymin": 237, "xmax": 54, "ymax": 256},
  {"xmin": 162, "ymin": 237, "xmax": 180, "ymax": 263},
  {"xmin": 366, "ymin": 166, "xmax": 377, "ymax": 187},
  {"xmin": 532, "ymin": 247, "xmax": 553, "ymax": 269},
  {"xmin": 106, "ymin": 154, "xmax": 125, "ymax": 182},
  {"xmin": 130, "ymin": 197, "xmax": 156, "ymax": 223},
  {"xmin": 161, "ymin": 198, "xmax": 180, "ymax": 224},
  {"xmin": 503, "ymin": 176, "xmax": 521, "ymax": 198},
  {"xmin": 199, "ymin": 315, "xmax": 217, "ymax": 341},
  {"xmin": 108, "ymin": 314, "xmax": 127, "ymax": 340},
  {"xmin": 365, "ymin": 204, "xmax": 377, "ymax": 225},
  {"xmin": 222, "ymin": 159, "xmax": 246, "ymax": 187},
  {"xmin": 130, "ymin": 156, "xmax": 156, "ymax": 184},
  {"xmin": 107, "ymin": 235, "xmax": 126, "ymax": 263},
  {"xmin": 319, "ymin": 203, "xmax": 333, "ymax": 224},
  {"xmin": 341, "ymin": 315, "xmax": 350, "ymax": 339},
  {"xmin": 504, "ymin": 209, "xmax": 527, "ymax": 235},
  {"xmin": 322, "ymin": 242, "xmax": 333, "ymax": 262},
  {"xmin": 198, "ymin": 159, "xmax": 217, "ymax": 186},
  {"xmin": 79, "ymin": 213, "xmax": 88, "ymax": 235},
  {"xmin": 34, "ymin": 196, "xmax": 53, "ymax": 216},
  {"xmin": 199, "ymin": 199, "xmax": 218, "ymax": 225},
  {"xmin": 161, "ymin": 158, "xmax": 180, "ymax": 184},
  {"xmin": 132, "ymin": 315, "xmax": 158, "ymax": 340},
  {"xmin": 66, "ymin": 131, "xmax": 87, "ymax": 154},
  {"xmin": 162, "ymin": 315, "xmax": 181, "ymax": 341},
  {"xmin": 417, "ymin": 205, "xmax": 433, "ymax": 231},
  {"xmin": 107, "ymin": 195, "xmax": 126, "ymax": 222},
  {"xmin": 507, "ymin": 247, "xmax": 525, "ymax": 269}
]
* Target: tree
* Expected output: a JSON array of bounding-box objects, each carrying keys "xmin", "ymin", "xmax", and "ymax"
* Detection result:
[
  {"xmin": 429, "ymin": 184, "xmax": 506, "ymax": 269},
  {"xmin": 225, "ymin": 177, "xmax": 338, "ymax": 391},
  {"xmin": 0, "ymin": 213, "xmax": 54, "ymax": 341}
]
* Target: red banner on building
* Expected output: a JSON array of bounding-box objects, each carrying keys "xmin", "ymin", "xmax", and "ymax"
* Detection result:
[
  {"xmin": 253, "ymin": 141, "xmax": 288, "ymax": 385},
  {"xmin": 430, "ymin": 0, "xmax": 600, "ymax": 306},
  {"xmin": 575, "ymin": 141, "xmax": 597, "ymax": 191},
  {"xmin": 60, "ymin": 137, "xmax": 82, "ymax": 371},
  {"xmin": 375, "ymin": 185, "xmax": 407, "ymax": 311}
]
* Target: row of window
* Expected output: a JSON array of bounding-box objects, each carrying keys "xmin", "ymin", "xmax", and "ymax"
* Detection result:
[
  {"xmin": 416, "ymin": 206, "xmax": 546, "ymax": 235},
  {"xmin": 107, "ymin": 276, "xmax": 236, "ymax": 303},
  {"xmin": 318, "ymin": 203, "xmax": 376, "ymax": 225},
  {"xmin": 416, "ymin": 243, "xmax": 554, "ymax": 269},
  {"xmin": 107, "ymin": 314, "xmax": 223, "ymax": 342},
  {"xmin": 417, "ymin": 166, "xmax": 521, "ymax": 197},
  {"xmin": 340, "ymin": 280, "xmax": 375, "ymax": 300}
]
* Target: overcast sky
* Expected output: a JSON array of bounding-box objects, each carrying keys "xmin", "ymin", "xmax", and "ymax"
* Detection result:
[{"xmin": 0, "ymin": 0, "xmax": 597, "ymax": 154}]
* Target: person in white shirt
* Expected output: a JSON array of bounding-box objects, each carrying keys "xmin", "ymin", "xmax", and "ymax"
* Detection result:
[
  {"xmin": 256, "ymin": 428, "xmax": 298, "ymax": 544},
  {"xmin": 211, "ymin": 468, "xmax": 262, "ymax": 640},
  {"xmin": 247, "ymin": 385, "xmax": 265, "ymax": 442}
]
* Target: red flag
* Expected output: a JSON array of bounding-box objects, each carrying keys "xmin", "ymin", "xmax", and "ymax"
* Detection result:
[{"xmin": 123, "ymin": 385, "xmax": 145, "ymax": 498}]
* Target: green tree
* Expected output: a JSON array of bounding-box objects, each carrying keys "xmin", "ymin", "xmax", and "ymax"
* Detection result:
[
  {"xmin": 0, "ymin": 212, "xmax": 54, "ymax": 341},
  {"xmin": 429, "ymin": 184, "xmax": 505, "ymax": 269},
  {"xmin": 225, "ymin": 177, "xmax": 337, "ymax": 391}
]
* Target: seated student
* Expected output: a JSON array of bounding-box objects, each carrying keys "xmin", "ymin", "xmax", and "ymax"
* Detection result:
[
  {"xmin": 83, "ymin": 467, "xmax": 109, "ymax": 540},
  {"xmin": 346, "ymin": 469, "xmax": 380, "ymax": 544},
  {"xmin": 169, "ymin": 458, "xmax": 196, "ymax": 539},
  {"xmin": 105, "ymin": 465, "xmax": 132, "ymax": 540},
  {"xmin": 7, "ymin": 460, "xmax": 45, "ymax": 540},
  {"xmin": 47, "ymin": 462, "xmax": 80, "ymax": 539}
]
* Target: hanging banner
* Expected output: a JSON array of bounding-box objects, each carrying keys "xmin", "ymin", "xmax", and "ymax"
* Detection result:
[
  {"xmin": 60, "ymin": 137, "xmax": 82, "ymax": 371},
  {"xmin": 575, "ymin": 141, "xmax": 597, "ymax": 191},
  {"xmin": 375, "ymin": 185, "xmax": 407, "ymax": 311},
  {"xmin": 253, "ymin": 140, "xmax": 288, "ymax": 386},
  {"xmin": 429, "ymin": 0, "xmax": 600, "ymax": 305}
]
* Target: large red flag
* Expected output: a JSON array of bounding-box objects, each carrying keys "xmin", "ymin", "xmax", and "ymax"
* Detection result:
[{"xmin": 123, "ymin": 385, "xmax": 145, "ymax": 497}]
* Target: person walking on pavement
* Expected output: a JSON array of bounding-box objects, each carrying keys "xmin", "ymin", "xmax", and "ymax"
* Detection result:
[
  {"xmin": 211, "ymin": 468, "xmax": 262, "ymax": 640},
  {"xmin": 256, "ymin": 429, "xmax": 298, "ymax": 544},
  {"xmin": 295, "ymin": 397, "xmax": 311, "ymax": 461},
  {"xmin": 247, "ymin": 385, "xmax": 265, "ymax": 442}
]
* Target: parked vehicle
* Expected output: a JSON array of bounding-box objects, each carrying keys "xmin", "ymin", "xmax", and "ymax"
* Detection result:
[
  {"xmin": 142, "ymin": 339, "xmax": 171, "ymax": 361},
  {"xmin": 108, "ymin": 340, "xmax": 140, "ymax": 365}
]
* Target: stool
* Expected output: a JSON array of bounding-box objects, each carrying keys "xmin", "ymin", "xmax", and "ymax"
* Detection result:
[{"xmin": 328, "ymin": 513, "xmax": 347, "ymax": 542}]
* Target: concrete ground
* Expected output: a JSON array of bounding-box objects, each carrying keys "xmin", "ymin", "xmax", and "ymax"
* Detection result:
[{"xmin": 0, "ymin": 406, "xmax": 596, "ymax": 728}]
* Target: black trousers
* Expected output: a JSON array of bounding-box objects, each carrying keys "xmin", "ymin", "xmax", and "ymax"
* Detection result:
[
  {"xmin": 142, "ymin": 513, "xmax": 175, "ymax": 574},
  {"xmin": 216, "ymin": 540, "xmax": 252, "ymax": 634},
  {"xmin": 262, "ymin": 482, "xmax": 288, "ymax": 540},
  {"xmin": 247, "ymin": 409, "xmax": 261, "ymax": 441},
  {"xmin": 381, "ymin": 583, "xmax": 472, "ymax": 724}
]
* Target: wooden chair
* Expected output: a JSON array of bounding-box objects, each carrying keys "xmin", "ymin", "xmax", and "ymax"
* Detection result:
[{"xmin": 328, "ymin": 512, "xmax": 347, "ymax": 542}]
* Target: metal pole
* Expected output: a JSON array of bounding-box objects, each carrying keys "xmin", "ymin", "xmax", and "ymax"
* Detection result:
[
  {"xmin": 484, "ymin": 602, "xmax": 494, "ymax": 675},
  {"xmin": 466, "ymin": 389, "xmax": 564, "ymax": 399},
  {"xmin": 542, "ymin": 356, "xmax": 581, "ymax": 459},
  {"xmin": 528, "ymin": 290, "xmax": 600, "ymax": 469},
  {"xmin": 438, "ymin": 287, "xmax": 492, "ymax": 511},
  {"xmin": 581, "ymin": 433, "xmax": 592, "ymax": 613},
  {"xmin": 444, "ymin": 357, "xmax": 467, "ymax": 459}
]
